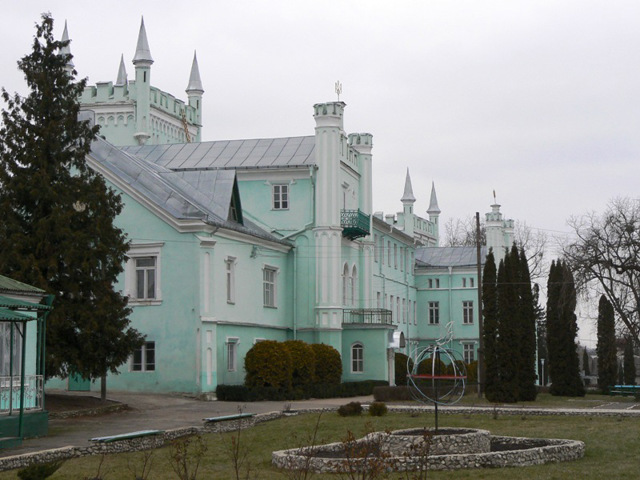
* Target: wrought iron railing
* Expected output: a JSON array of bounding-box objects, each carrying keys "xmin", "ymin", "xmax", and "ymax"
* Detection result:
[
  {"xmin": 343, "ymin": 308, "xmax": 393, "ymax": 325},
  {"xmin": 341, "ymin": 209, "xmax": 370, "ymax": 240},
  {"xmin": 0, "ymin": 375, "xmax": 44, "ymax": 414}
]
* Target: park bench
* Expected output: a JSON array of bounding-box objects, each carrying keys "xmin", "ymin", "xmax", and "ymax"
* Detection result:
[
  {"xmin": 203, "ymin": 412, "xmax": 255, "ymax": 423},
  {"xmin": 89, "ymin": 429, "xmax": 164, "ymax": 443},
  {"xmin": 609, "ymin": 385, "xmax": 640, "ymax": 396}
]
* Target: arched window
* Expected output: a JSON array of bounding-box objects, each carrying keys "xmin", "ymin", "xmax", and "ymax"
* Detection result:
[
  {"xmin": 342, "ymin": 263, "xmax": 349, "ymax": 305},
  {"xmin": 351, "ymin": 343, "xmax": 364, "ymax": 373},
  {"xmin": 350, "ymin": 265, "xmax": 358, "ymax": 306}
]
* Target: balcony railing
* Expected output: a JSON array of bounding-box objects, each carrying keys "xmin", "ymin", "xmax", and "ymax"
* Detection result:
[
  {"xmin": 341, "ymin": 209, "xmax": 370, "ymax": 240},
  {"xmin": 343, "ymin": 308, "xmax": 393, "ymax": 325},
  {"xmin": 0, "ymin": 375, "xmax": 44, "ymax": 414}
]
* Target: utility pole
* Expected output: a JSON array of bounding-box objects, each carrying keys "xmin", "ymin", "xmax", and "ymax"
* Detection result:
[{"xmin": 476, "ymin": 212, "xmax": 484, "ymax": 398}]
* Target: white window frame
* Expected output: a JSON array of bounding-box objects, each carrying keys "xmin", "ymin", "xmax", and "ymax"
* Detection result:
[
  {"xmin": 390, "ymin": 295, "xmax": 394, "ymax": 322},
  {"xmin": 470, "ymin": 278, "xmax": 475, "ymax": 288},
  {"xmin": 126, "ymin": 243, "xmax": 163, "ymax": 305},
  {"xmin": 272, "ymin": 184, "xmax": 289, "ymax": 210},
  {"xmin": 226, "ymin": 257, "xmax": 236, "ymax": 304},
  {"xmin": 263, "ymin": 265, "xmax": 278, "ymax": 308},
  {"xmin": 402, "ymin": 298, "xmax": 406, "ymax": 324},
  {"xmin": 463, "ymin": 343, "xmax": 475, "ymax": 363},
  {"xmin": 131, "ymin": 341, "xmax": 155, "ymax": 372},
  {"xmin": 351, "ymin": 343, "xmax": 364, "ymax": 373},
  {"xmin": 226, "ymin": 337, "xmax": 239, "ymax": 371},
  {"xmin": 463, "ymin": 278, "xmax": 467, "ymax": 288},
  {"xmin": 429, "ymin": 301, "xmax": 439, "ymax": 325},
  {"xmin": 463, "ymin": 300, "xmax": 474, "ymax": 324},
  {"xmin": 0, "ymin": 323, "xmax": 22, "ymax": 376}
]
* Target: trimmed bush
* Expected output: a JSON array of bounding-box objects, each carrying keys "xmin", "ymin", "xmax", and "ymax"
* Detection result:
[
  {"xmin": 283, "ymin": 340, "xmax": 316, "ymax": 386},
  {"xmin": 310, "ymin": 343, "xmax": 342, "ymax": 384},
  {"xmin": 466, "ymin": 360, "xmax": 478, "ymax": 384},
  {"xmin": 395, "ymin": 352, "xmax": 414, "ymax": 386},
  {"xmin": 368, "ymin": 401, "xmax": 388, "ymax": 416},
  {"xmin": 244, "ymin": 340, "xmax": 293, "ymax": 389},
  {"xmin": 337, "ymin": 401, "xmax": 363, "ymax": 416}
]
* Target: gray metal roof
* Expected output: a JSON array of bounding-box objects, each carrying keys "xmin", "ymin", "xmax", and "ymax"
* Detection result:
[
  {"xmin": 415, "ymin": 246, "xmax": 487, "ymax": 268},
  {"xmin": 0, "ymin": 276, "xmax": 45, "ymax": 295},
  {"xmin": 120, "ymin": 136, "xmax": 316, "ymax": 171},
  {"xmin": 89, "ymin": 138, "xmax": 290, "ymax": 246}
]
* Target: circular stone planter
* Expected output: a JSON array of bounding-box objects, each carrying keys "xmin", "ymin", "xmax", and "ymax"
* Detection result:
[{"xmin": 272, "ymin": 427, "xmax": 585, "ymax": 473}]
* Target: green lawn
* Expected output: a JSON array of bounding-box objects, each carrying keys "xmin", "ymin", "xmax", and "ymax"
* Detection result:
[{"xmin": 2, "ymin": 407, "xmax": 638, "ymax": 479}]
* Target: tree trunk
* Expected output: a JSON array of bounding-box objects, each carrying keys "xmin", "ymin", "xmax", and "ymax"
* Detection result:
[{"xmin": 101, "ymin": 375, "xmax": 107, "ymax": 402}]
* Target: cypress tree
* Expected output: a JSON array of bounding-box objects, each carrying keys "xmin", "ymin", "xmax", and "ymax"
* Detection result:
[
  {"xmin": 517, "ymin": 246, "xmax": 537, "ymax": 401},
  {"xmin": 0, "ymin": 15, "xmax": 143, "ymax": 400},
  {"xmin": 482, "ymin": 250, "xmax": 499, "ymax": 401},
  {"xmin": 582, "ymin": 347, "xmax": 591, "ymax": 376},
  {"xmin": 495, "ymin": 253, "xmax": 518, "ymax": 402},
  {"xmin": 597, "ymin": 295, "xmax": 617, "ymax": 392},
  {"xmin": 623, "ymin": 338, "xmax": 636, "ymax": 385}
]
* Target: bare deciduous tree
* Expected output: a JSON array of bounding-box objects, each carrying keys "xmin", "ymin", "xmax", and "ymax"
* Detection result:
[{"xmin": 564, "ymin": 198, "xmax": 640, "ymax": 345}]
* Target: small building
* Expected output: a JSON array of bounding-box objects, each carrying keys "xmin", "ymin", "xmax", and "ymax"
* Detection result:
[{"xmin": 0, "ymin": 275, "xmax": 52, "ymax": 448}]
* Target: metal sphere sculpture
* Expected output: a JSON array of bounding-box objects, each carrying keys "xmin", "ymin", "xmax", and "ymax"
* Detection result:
[{"xmin": 407, "ymin": 344, "xmax": 467, "ymax": 406}]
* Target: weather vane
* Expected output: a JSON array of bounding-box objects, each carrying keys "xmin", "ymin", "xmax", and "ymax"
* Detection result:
[{"xmin": 335, "ymin": 80, "xmax": 342, "ymax": 101}]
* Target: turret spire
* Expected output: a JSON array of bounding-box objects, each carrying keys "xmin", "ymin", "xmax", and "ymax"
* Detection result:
[
  {"xmin": 401, "ymin": 168, "xmax": 416, "ymax": 204},
  {"xmin": 186, "ymin": 51, "xmax": 204, "ymax": 94},
  {"xmin": 427, "ymin": 181, "xmax": 441, "ymax": 215},
  {"xmin": 133, "ymin": 17, "xmax": 153, "ymax": 65},
  {"xmin": 60, "ymin": 20, "xmax": 74, "ymax": 74},
  {"xmin": 115, "ymin": 54, "xmax": 128, "ymax": 86}
]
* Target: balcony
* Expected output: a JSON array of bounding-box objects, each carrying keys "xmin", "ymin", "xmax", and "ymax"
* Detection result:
[
  {"xmin": 0, "ymin": 375, "xmax": 44, "ymax": 414},
  {"xmin": 341, "ymin": 209, "xmax": 370, "ymax": 240},
  {"xmin": 343, "ymin": 308, "xmax": 393, "ymax": 326}
]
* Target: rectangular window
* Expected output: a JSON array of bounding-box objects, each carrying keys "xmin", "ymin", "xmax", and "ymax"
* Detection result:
[
  {"xmin": 436, "ymin": 279, "xmax": 440, "ymax": 288},
  {"xmin": 135, "ymin": 257, "xmax": 156, "ymax": 299},
  {"xmin": 226, "ymin": 258, "xmax": 235, "ymax": 304},
  {"xmin": 0, "ymin": 323, "xmax": 22, "ymax": 376},
  {"xmin": 380, "ymin": 237, "xmax": 385, "ymax": 265},
  {"xmin": 394, "ymin": 244, "xmax": 398, "ymax": 269},
  {"xmin": 351, "ymin": 344, "xmax": 364, "ymax": 373},
  {"xmin": 384, "ymin": 294, "xmax": 388, "ymax": 309},
  {"xmin": 377, "ymin": 292, "xmax": 381, "ymax": 308},
  {"xmin": 470, "ymin": 278, "xmax": 475, "ymax": 288},
  {"xmin": 374, "ymin": 235, "xmax": 378, "ymax": 263},
  {"xmin": 462, "ymin": 278, "xmax": 467, "ymax": 288},
  {"xmin": 402, "ymin": 298, "xmax": 406, "ymax": 324},
  {"xmin": 272, "ymin": 184, "xmax": 289, "ymax": 210},
  {"xmin": 387, "ymin": 241, "xmax": 391, "ymax": 265},
  {"xmin": 464, "ymin": 344, "xmax": 475, "ymax": 363},
  {"xmin": 396, "ymin": 297, "xmax": 400, "ymax": 324},
  {"xmin": 263, "ymin": 267, "xmax": 277, "ymax": 307},
  {"xmin": 132, "ymin": 341, "xmax": 155, "ymax": 372},
  {"xmin": 428, "ymin": 279, "xmax": 433, "ymax": 289},
  {"xmin": 463, "ymin": 301, "xmax": 474, "ymax": 324},
  {"xmin": 428, "ymin": 301, "xmax": 439, "ymax": 325},
  {"xmin": 226, "ymin": 339, "xmax": 238, "ymax": 371},
  {"xmin": 414, "ymin": 301, "xmax": 417, "ymax": 325},
  {"xmin": 390, "ymin": 295, "xmax": 394, "ymax": 321}
]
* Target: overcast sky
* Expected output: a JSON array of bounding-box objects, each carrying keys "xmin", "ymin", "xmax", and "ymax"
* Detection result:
[{"xmin": 3, "ymin": 1, "xmax": 639, "ymax": 344}]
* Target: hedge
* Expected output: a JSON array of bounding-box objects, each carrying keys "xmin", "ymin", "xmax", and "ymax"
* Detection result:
[{"xmin": 244, "ymin": 340, "xmax": 293, "ymax": 389}]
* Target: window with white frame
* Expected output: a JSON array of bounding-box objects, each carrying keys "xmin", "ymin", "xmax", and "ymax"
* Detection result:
[
  {"xmin": 414, "ymin": 301, "xmax": 417, "ymax": 325},
  {"xmin": 351, "ymin": 343, "xmax": 364, "ymax": 373},
  {"xmin": 0, "ymin": 323, "xmax": 22, "ymax": 376},
  {"xmin": 226, "ymin": 257, "xmax": 236, "ymax": 304},
  {"xmin": 226, "ymin": 338, "xmax": 238, "ymax": 371},
  {"xmin": 462, "ymin": 278, "xmax": 467, "ymax": 288},
  {"xmin": 394, "ymin": 244, "xmax": 398, "ymax": 269},
  {"xmin": 470, "ymin": 278, "xmax": 475, "ymax": 288},
  {"xmin": 384, "ymin": 294, "xmax": 388, "ymax": 309},
  {"xmin": 400, "ymin": 248, "xmax": 404, "ymax": 272},
  {"xmin": 463, "ymin": 343, "xmax": 475, "ymax": 363},
  {"xmin": 380, "ymin": 237, "xmax": 385, "ymax": 265},
  {"xmin": 428, "ymin": 301, "xmax": 439, "ymax": 324},
  {"xmin": 350, "ymin": 265, "xmax": 357, "ymax": 306},
  {"xmin": 374, "ymin": 234, "xmax": 378, "ymax": 262},
  {"xmin": 263, "ymin": 266, "xmax": 277, "ymax": 307},
  {"xmin": 127, "ymin": 243, "xmax": 163, "ymax": 304},
  {"xmin": 396, "ymin": 297, "xmax": 400, "ymax": 324},
  {"xmin": 428, "ymin": 279, "xmax": 433, "ymax": 289},
  {"xmin": 402, "ymin": 298, "xmax": 406, "ymax": 323},
  {"xmin": 377, "ymin": 292, "xmax": 381, "ymax": 308},
  {"xmin": 132, "ymin": 341, "xmax": 155, "ymax": 371},
  {"xmin": 387, "ymin": 241, "xmax": 391, "ymax": 265},
  {"xmin": 435, "ymin": 279, "xmax": 440, "ymax": 288},
  {"xmin": 390, "ymin": 295, "xmax": 394, "ymax": 321},
  {"xmin": 272, "ymin": 184, "xmax": 289, "ymax": 210},
  {"xmin": 342, "ymin": 264, "xmax": 349, "ymax": 305},
  {"xmin": 463, "ymin": 301, "xmax": 474, "ymax": 324}
]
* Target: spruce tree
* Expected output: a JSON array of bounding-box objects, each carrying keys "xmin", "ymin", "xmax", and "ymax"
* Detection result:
[
  {"xmin": 0, "ymin": 14, "xmax": 143, "ymax": 400},
  {"xmin": 482, "ymin": 250, "xmax": 499, "ymax": 401},
  {"xmin": 623, "ymin": 337, "xmax": 636, "ymax": 385},
  {"xmin": 597, "ymin": 295, "xmax": 617, "ymax": 392}
]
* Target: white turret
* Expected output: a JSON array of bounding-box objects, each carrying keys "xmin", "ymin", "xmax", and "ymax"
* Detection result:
[
  {"xmin": 186, "ymin": 51, "xmax": 204, "ymax": 141},
  {"xmin": 401, "ymin": 169, "xmax": 416, "ymax": 236},
  {"xmin": 133, "ymin": 17, "xmax": 153, "ymax": 145},
  {"xmin": 427, "ymin": 182, "xmax": 441, "ymax": 243},
  {"xmin": 485, "ymin": 193, "xmax": 514, "ymax": 263},
  {"xmin": 60, "ymin": 21, "xmax": 74, "ymax": 75},
  {"xmin": 115, "ymin": 54, "xmax": 128, "ymax": 86}
]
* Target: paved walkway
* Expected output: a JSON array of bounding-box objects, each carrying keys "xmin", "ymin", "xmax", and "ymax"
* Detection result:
[
  {"xmin": 2, "ymin": 391, "xmax": 639, "ymax": 458},
  {"xmin": 0, "ymin": 391, "xmax": 374, "ymax": 458}
]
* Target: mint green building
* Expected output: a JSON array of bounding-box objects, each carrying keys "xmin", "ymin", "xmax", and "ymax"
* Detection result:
[{"xmin": 55, "ymin": 19, "xmax": 514, "ymax": 394}]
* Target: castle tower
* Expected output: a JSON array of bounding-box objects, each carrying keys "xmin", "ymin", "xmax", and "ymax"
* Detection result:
[
  {"xmin": 485, "ymin": 199, "xmax": 514, "ymax": 264},
  {"xmin": 132, "ymin": 17, "xmax": 153, "ymax": 145},
  {"xmin": 401, "ymin": 169, "xmax": 416, "ymax": 237},
  {"xmin": 186, "ymin": 52, "xmax": 204, "ymax": 142},
  {"xmin": 60, "ymin": 21, "xmax": 74, "ymax": 75},
  {"xmin": 313, "ymin": 102, "xmax": 345, "ymax": 344},
  {"xmin": 427, "ymin": 182, "xmax": 441, "ymax": 245}
]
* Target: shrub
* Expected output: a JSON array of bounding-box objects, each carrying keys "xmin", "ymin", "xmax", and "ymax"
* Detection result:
[
  {"xmin": 283, "ymin": 340, "xmax": 316, "ymax": 386},
  {"xmin": 368, "ymin": 401, "xmax": 388, "ymax": 416},
  {"xmin": 244, "ymin": 340, "xmax": 293, "ymax": 389},
  {"xmin": 310, "ymin": 343, "xmax": 342, "ymax": 384},
  {"xmin": 395, "ymin": 352, "xmax": 414, "ymax": 386},
  {"xmin": 17, "ymin": 461, "xmax": 64, "ymax": 480},
  {"xmin": 373, "ymin": 385, "xmax": 413, "ymax": 402},
  {"xmin": 337, "ymin": 401, "xmax": 363, "ymax": 416},
  {"xmin": 466, "ymin": 360, "xmax": 478, "ymax": 384}
]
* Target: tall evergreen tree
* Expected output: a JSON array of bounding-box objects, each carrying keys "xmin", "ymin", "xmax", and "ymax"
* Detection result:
[
  {"xmin": 495, "ymin": 253, "xmax": 518, "ymax": 402},
  {"xmin": 517, "ymin": 246, "xmax": 538, "ymax": 400},
  {"xmin": 482, "ymin": 250, "xmax": 499, "ymax": 401},
  {"xmin": 596, "ymin": 294, "xmax": 617, "ymax": 392},
  {"xmin": 533, "ymin": 283, "xmax": 548, "ymax": 386},
  {"xmin": 0, "ymin": 15, "xmax": 143, "ymax": 400},
  {"xmin": 547, "ymin": 261, "xmax": 584, "ymax": 396},
  {"xmin": 623, "ymin": 337, "xmax": 636, "ymax": 385},
  {"xmin": 582, "ymin": 347, "xmax": 591, "ymax": 376}
]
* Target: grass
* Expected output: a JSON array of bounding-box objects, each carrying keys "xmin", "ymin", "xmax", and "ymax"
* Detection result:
[
  {"xmin": 451, "ymin": 390, "xmax": 640, "ymax": 409},
  {"xmin": 2, "ymin": 407, "xmax": 639, "ymax": 479}
]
